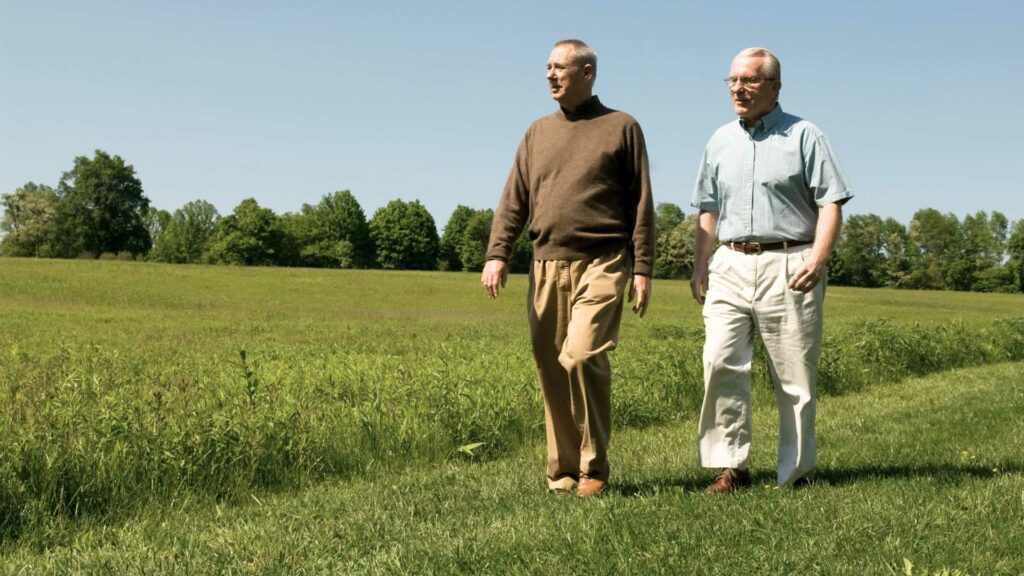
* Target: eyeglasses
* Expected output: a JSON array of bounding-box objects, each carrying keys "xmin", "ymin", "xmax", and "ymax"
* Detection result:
[{"xmin": 723, "ymin": 76, "xmax": 775, "ymax": 88}]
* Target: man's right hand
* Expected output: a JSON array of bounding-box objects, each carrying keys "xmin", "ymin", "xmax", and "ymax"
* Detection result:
[
  {"xmin": 691, "ymin": 211, "xmax": 719, "ymax": 306},
  {"xmin": 690, "ymin": 265, "xmax": 709, "ymax": 305},
  {"xmin": 481, "ymin": 260, "xmax": 508, "ymax": 299}
]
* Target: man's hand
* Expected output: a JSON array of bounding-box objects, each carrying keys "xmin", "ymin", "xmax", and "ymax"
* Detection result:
[
  {"xmin": 629, "ymin": 274, "xmax": 651, "ymax": 318},
  {"xmin": 691, "ymin": 210, "xmax": 718, "ymax": 306},
  {"xmin": 788, "ymin": 254, "xmax": 825, "ymax": 293},
  {"xmin": 788, "ymin": 202, "xmax": 841, "ymax": 293},
  {"xmin": 690, "ymin": 264, "xmax": 710, "ymax": 305},
  {"xmin": 481, "ymin": 260, "xmax": 508, "ymax": 299}
]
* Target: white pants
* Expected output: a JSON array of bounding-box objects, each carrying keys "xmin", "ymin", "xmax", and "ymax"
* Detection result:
[{"xmin": 698, "ymin": 244, "xmax": 824, "ymax": 485}]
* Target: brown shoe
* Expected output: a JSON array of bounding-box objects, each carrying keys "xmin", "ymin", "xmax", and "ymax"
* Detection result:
[
  {"xmin": 547, "ymin": 475, "xmax": 578, "ymax": 493},
  {"xmin": 577, "ymin": 477, "xmax": 607, "ymax": 497},
  {"xmin": 704, "ymin": 468, "xmax": 751, "ymax": 494}
]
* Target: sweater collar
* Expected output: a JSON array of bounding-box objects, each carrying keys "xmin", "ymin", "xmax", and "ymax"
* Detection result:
[{"xmin": 560, "ymin": 95, "xmax": 604, "ymax": 121}]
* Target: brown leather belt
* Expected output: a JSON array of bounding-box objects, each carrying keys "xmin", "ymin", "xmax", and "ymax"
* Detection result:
[{"xmin": 724, "ymin": 240, "xmax": 812, "ymax": 255}]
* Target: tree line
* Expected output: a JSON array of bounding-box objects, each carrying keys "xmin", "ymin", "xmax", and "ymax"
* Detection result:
[
  {"xmin": 2, "ymin": 150, "xmax": 1023, "ymax": 293},
  {"xmin": 652, "ymin": 203, "xmax": 1024, "ymax": 293},
  {"xmin": 0, "ymin": 150, "xmax": 531, "ymax": 272}
]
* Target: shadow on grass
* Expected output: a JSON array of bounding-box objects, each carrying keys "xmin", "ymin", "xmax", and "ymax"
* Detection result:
[
  {"xmin": 612, "ymin": 461, "xmax": 1023, "ymax": 497},
  {"xmin": 613, "ymin": 476, "xmax": 709, "ymax": 496},
  {"xmin": 814, "ymin": 462, "xmax": 1023, "ymax": 487}
]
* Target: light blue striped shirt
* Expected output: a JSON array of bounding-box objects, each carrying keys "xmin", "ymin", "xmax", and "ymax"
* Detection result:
[{"xmin": 691, "ymin": 105, "xmax": 853, "ymax": 243}]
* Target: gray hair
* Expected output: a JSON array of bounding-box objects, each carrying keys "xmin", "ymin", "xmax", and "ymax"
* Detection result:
[
  {"xmin": 554, "ymin": 39, "xmax": 597, "ymax": 74},
  {"xmin": 737, "ymin": 47, "xmax": 781, "ymax": 81}
]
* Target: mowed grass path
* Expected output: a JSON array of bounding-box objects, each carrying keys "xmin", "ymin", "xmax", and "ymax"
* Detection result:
[{"xmin": 1, "ymin": 361, "xmax": 1021, "ymax": 574}]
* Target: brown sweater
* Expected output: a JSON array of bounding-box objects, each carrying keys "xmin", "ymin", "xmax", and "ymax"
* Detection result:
[{"xmin": 486, "ymin": 96, "xmax": 656, "ymax": 276}]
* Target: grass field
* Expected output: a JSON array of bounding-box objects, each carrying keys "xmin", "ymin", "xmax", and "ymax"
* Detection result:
[
  {"xmin": 3, "ymin": 362, "xmax": 1021, "ymax": 574},
  {"xmin": 1, "ymin": 258, "xmax": 1023, "ymax": 573}
]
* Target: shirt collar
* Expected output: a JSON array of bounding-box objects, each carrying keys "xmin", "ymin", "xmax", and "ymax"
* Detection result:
[{"xmin": 739, "ymin": 103, "xmax": 783, "ymax": 133}]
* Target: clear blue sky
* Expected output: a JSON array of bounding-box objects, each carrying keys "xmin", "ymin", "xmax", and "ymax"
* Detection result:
[{"xmin": 3, "ymin": 0, "xmax": 1022, "ymax": 230}]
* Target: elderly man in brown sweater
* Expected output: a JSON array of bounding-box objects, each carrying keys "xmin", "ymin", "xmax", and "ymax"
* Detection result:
[{"xmin": 481, "ymin": 39, "xmax": 655, "ymax": 497}]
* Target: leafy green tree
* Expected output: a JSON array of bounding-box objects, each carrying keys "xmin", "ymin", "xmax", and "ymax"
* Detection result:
[
  {"xmin": 0, "ymin": 182, "xmax": 60, "ymax": 257},
  {"xmin": 439, "ymin": 205, "xmax": 476, "ymax": 271},
  {"xmin": 368, "ymin": 199, "xmax": 439, "ymax": 270},
  {"xmin": 653, "ymin": 214, "xmax": 697, "ymax": 279},
  {"xmin": 288, "ymin": 190, "xmax": 373, "ymax": 268},
  {"xmin": 508, "ymin": 227, "xmax": 534, "ymax": 274},
  {"xmin": 459, "ymin": 209, "xmax": 494, "ymax": 273},
  {"xmin": 988, "ymin": 211, "xmax": 1009, "ymax": 255},
  {"xmin": 971, "ymin": 265, "xmax": 1015, "ymax": 293},
  {"xmin": 55, "ymin": 150, "xmax": 151, "ymax": 257},
  {"xmin": 655, "ymin": 202, "xmax": 685, "ymax": 236},
  {"xmin": 278, "ymin": 212, "xmax": 311, "ymax": 267},
  {"xmin": 830, "ymin": 214, "xmax": 886, "ymax": 287},
  {"xmin": 879, "ymin": 217, "xmax": 913, "ymax": 288},
  {"xmin": 144, "ymin": 208, "xmax": 172, "ymax": 246},
  {"xmin": 909, "ymin": 209, "xmax": 959, "ymax": 259},
  {"xmin": 149, "ymin": 200, "xmax": 220, "ymax": 264},
  {"xmin": 1007, "ymin": 219, "xmax": 1024, "ymax": 293},
  {"xmin": 653, "ymin": 202, "xmax": 690, "ymax": 279},
  {"xmin": 906, "ymin": 209, "xmax": 961, "ymax": 290},
  {"xmin": 960, "ymin": 211, "xmax": 1011, "ymax": 292},
  {"xmin": 205, "ymin": 198, "xmax": 285, "ymax": 266}
]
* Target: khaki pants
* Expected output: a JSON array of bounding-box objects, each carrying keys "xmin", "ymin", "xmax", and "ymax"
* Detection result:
[
  {"xmin": 528, "ymin": 250, "xmax": 629, "ymax": 490},
  {"xmin": 698, "ymin": 244, "xmax": 824, "ymax": 485}
]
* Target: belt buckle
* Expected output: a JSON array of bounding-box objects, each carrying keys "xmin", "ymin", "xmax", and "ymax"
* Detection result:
[{"xmin": 747, "ymin": 241, "xmax": 762, "ymax": 255}]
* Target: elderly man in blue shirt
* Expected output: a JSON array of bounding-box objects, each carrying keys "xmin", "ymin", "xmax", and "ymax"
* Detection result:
[{"xmin": 690, "ymin": 47, "xmax": 853, "ymax": 492}]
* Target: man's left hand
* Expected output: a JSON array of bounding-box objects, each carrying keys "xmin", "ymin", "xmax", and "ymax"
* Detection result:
[
  {"xmin": 788, "ymin": 255, "xmax": 825, "ymax": 293},
  {"xmin": 629, "ymin": 274, "xmax": 651, "ymax": 317}
]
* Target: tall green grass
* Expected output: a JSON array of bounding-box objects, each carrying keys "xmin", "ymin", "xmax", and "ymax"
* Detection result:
[
  {"xmin": 1, "ymin": 258, "xmax": 1022, "ymax": 541},
  {"xmin": 818, "ymin": 318, "xmax": 1024, "ymax": 394},
  {"xmin": 2, "ymin": 361, "xmax": 1021, "ymax": 573}
]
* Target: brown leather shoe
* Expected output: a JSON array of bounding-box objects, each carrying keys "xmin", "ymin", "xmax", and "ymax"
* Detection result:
[
  {"xmin": 704, "ymin": 468, "xmax": 751, "ymax": 494},
  {"xmin": 548, "ymin": 475, "xmax": 578, "ymax": 494},
  {"xmin": 577, "ymin": 477, "xmax": 607, "ymax": 497}
]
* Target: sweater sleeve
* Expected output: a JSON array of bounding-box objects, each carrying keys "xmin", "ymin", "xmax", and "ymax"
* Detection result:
[
  {"xmin": 486, "ymin": 134, "xmax": 531, "ymax": 263},
  {"xmin": 627, "ymin": 122, "xmax": 656, "ymax": 276}
]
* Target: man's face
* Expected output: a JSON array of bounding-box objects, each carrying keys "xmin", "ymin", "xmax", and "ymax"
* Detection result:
[
  {"xmin": 727, "ymin": 55, "xmax": 780, "ymax": 123},
  {"xmin": 546, "ymin": 44, "xmax": 591, "ymax": 108}
]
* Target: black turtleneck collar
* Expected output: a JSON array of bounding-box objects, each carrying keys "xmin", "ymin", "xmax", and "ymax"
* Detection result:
[{"xmin": 559, "ymin": 95, "xmax": 606, "ymax": 121}]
